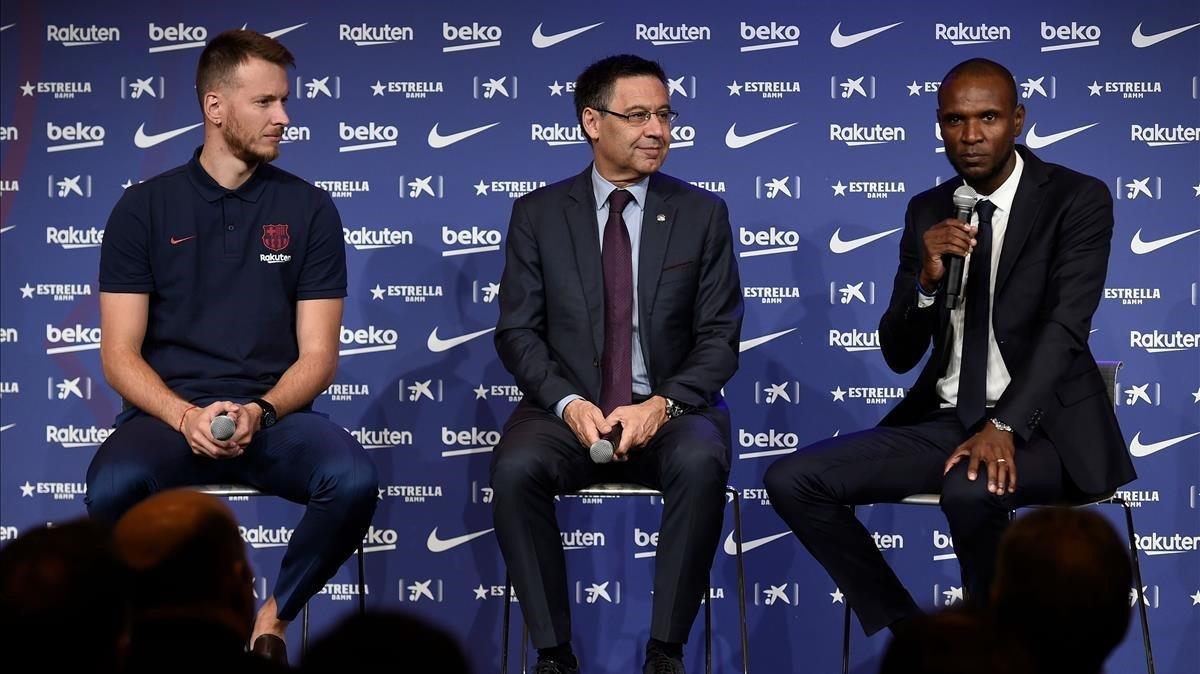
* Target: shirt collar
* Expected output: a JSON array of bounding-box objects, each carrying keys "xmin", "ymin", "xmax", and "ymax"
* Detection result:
[
  {"xmin": 186, "ymin": 146, "xmax": 270, "ymax": 203},
  {"xmin": 970, "ymin": 151, "xmax": 1024, "ymax": 214},
  {"xmin": 591, "ymin": 164, "xmax": 649, "ymax": 211}
]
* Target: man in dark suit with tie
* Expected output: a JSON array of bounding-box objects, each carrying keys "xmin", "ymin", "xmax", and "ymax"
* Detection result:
[
  {"xmin": 491, "ymin": 54, "xmax": 743, "ymax": 674},
  {"xmin": 764, "ymin": 58, "xmax": 1136, "ymax": 637}
]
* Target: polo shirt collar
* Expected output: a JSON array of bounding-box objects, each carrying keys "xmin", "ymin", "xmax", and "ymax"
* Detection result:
[{"xmin": 186, "ymin": 146, "xmax": 270, "ymax": 203}]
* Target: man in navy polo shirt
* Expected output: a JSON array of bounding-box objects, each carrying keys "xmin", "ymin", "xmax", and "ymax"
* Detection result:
[{"xmin": 86, "ymin": 29, "xmax": 377, "ymax": 662}]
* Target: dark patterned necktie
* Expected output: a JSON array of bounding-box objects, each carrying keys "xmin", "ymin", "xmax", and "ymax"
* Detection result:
[
  {"xmin": 957, "ymin": 199, "xmax": 997, "ymax": 431},
  {"xmin": 600, "ymin": 189, "xmax": 634, "ymax": 415}
]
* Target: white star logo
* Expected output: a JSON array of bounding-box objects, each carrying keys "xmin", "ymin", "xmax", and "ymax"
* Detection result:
[
  {"xmin": 370, "ymin": 285, "xmax": 386, "ymax": 300},
  {"xmin": 831, "ymin": 181, "xmax": 848, "ymax": 196},
  {"xmin": 907, "ymin": 81, "xmax": 922, "ymax": 96},
  {"xmin": 1192, "ymin": 388, "xmax": 1200, "ymax": 404},
  {"xmin": 20, "ymin": 481, "xmax": 35, "ymax": 497},
  {"xmin": 726, "ymin": 81, "xmax": 743, "ymax": 96},
  {"xmin": 20, "ymin": 284, "xmax": 34, "ymax": 299},
  {"xmin": 474, "ymin": 385, "xmax": 489, "ymax": 400},
  {"xmin": 474, "ymin": 180, "xmax": 490, "ymax": 196},
  {"xmin": 831, "ymin": 387, "xmax": 847, "ymax": 402},
  {"xmin": 1191, "ymin": 590, "xmax": 1200, "ymax": 605},
  {"xmin": 474, "ymin": 584, "xmax": 489, "ymax": 600},
  {"xmin": 1088, "ymin": 81, "xmax": 1103, "ymax": 96},
  {"xmin": 121, "ymin": 179, "xmax": 134, "ymax": 189},
  {"xmin": 830, "ymin": 588, "xmax": 845, "ymax": 604},
  {"xmin": 1193, "ymin": 183, "xmax": 1200, "ymax": 198},
  {"xmin": 548, "ymin": 81, "xmax": 564, "ymax": 96},
  {"xmin": 19, "ymin": 81, "xmax": 34, "ymax": 96},
  {"xmin": 370, "ymin": 80, "xmax": 386, "ymax": 97}
]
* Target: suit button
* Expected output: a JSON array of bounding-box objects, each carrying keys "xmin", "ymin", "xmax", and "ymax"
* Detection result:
[{"xmin": 593, "ymin": 358, "xmax": 599, "ymax": 367}]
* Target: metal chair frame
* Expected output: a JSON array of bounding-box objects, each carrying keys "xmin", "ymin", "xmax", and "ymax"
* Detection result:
[{"xmin": 499, "ymin": 484, "xmax": 749, "ymax": 674}]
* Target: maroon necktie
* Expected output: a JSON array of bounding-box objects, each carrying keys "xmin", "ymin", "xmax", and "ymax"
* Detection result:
[{"xmin": 599, "ymin": 189, "xmax": 634, "ymax": 415}]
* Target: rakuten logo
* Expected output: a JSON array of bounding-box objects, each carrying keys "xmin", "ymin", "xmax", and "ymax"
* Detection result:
[
  {"xmin": 442, "ymin": 226, "xmax": 502, "ymax": 257},
  {"xmin": 442, "ymin": 22, "xmax": 502, "ymax": 52},
  {"xmin": 46, "ymin": 425, "xmax": 113, "ymax": 447},
  {"xmin": 737, "ymin": 428, "xmax": 799, "ymax": 460},
  {"xmin": 338, "ymin": 122, "xmax": 398, "ymax": 153},
  {"xmin": 739, "ymin": 21, "xmax": 800, "ymax": 52},
  {"xmin": 531, "ymin": 123, "xmax": 586, "ymax": 146},
  {"xmin": 339, "ymin": 325, "xmax": 398, "ymax": 356},
  {"xmin": 829, "ymin": 328, "xmax": 881, "ymax": 352}
]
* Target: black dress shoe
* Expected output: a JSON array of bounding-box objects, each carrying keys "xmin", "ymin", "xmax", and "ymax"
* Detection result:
[
  {"xmin": 533, "ymin": 656, "xmax": 580, "ymax": 674},
  {"xmin": 643, "ymin": 646, "xmax": 684, "ymax": 674},
  {"xmin": 251, "ymin": 634, "xmax": 287, "ymax": 664}
]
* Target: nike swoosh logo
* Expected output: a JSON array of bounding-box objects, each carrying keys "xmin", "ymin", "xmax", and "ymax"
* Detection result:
[
  {"xmin": 1129, "ymin": 431, "xmax": 1200, "ymax": 457},
  {"xmin": 170, "ymin": 235, "xmax": 196, "ymax": 245},
  {"xmin": 426, "ymin": 527, "xmax": 494, "ymax": 553},
  {"xmin": 134, "ymin": 122, "xmax": 203, "ymax": 149},
  {"xmin": 723, "ymin": 529, "xmax": 792, "ymax": 555},
  {"xmin": 1130, "ymin": 227, "xmax": 1200, "ymax": 255},
  {"xmin": 0, "ymin": 226, "xmax": 14, "ymax": 234},
  {"xmin": 740, "ymin": 328, "xmax": 796, "ymax": 353},
  {"xmin": 829, "ymin": 227, "xmax": 902, "ymax": 254},
  {"xmin": 265, "ymin": 22, "xmax": 307, "ymax": 39},
  {"xmin": 830, "ymin": 21, "xmax": 903, "ymax": 48},
  {"xmin": 427, "ymin": 122, "xmax": 500, "ymax": 149},
  {"xmin": 0, "ymin": 424, "xmax": 14, "ymax": 432},
  {"xmin": 1024, "ymin": 122, "xmax": 1098, "ymax": 149},
  {"xmin": 531, "ymin": 21, "xmax": 604, "ymax": 48},
  {"xmin": 1131, "ymin": 21, "xmax": 1200, "ymax": 48},
  {"xmin": 427, "ymin": 326, "xmax": 495, "ymax": 352},
  {"xmin": 725, "ymin": 122, "xmax": 797, "ymax": 149}
]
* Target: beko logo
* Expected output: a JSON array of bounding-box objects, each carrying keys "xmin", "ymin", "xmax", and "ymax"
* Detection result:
[
  {"xmin": 147, "ymin": 22, "xmax": 208, "ymax": 53},
  {"xmin": 739, "ymin": 21, "xmax": 800, "ymax": 52},
  {"xmin": 739, "ymin": 227, "xmax": 799, "ymax": 258},
  {"xmin": 442, "ymin": 22, "xmax": 502, "ymax": 52},
  {"xmin": 338, "ymin": 122, "xmax": 398, "ymax": 153},
  {"xmin": 45, "ymin": 324, "xmax": 101, "ymax": 354},
  {"xmin": 46, "ymin": 122, "xmax": 105, "ymax": 152},
  {"xmin": 339, "ymin": 325, "xmax": 399, "ymax": 356},
  {"xmin": 1040, "ymin": 21, "xmax": 1100, "ymax": 52}
]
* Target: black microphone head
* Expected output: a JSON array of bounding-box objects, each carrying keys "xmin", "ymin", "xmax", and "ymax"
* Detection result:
[
  {"xmin": 952, "ymin": 185, "xmax": 979, "ymax": 213},
  {"xmin": 210, "ymin": 414, "xmax": 236, "ymax": 441}
]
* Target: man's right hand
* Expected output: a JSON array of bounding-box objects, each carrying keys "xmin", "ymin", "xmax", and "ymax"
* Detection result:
[
  {"xmin": 181, "ymin": 401, "xmax": 243, "ymax": 459},
  {"xmin": 919, "ymin": 218, "xmax": 978, "ymax": 293},
  {"xmin": 563, "ymin": 399, "xmax": 612, "ymax": 449}
]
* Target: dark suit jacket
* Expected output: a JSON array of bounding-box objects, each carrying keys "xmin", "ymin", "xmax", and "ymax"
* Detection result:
[
  {"xmin": 877, "ymin": 146, "xmax": 1135, "ymax": 495},
  {"xmin": 495, "ymin": 166, "xmax": 743, "ymax": 419}
]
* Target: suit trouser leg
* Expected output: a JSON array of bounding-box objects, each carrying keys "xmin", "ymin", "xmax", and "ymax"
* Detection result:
[
  {"xmin": 85, "ymin": 411, "xmax": 379, "ymax": 621},
  {"xmin": 940, "ymin": 428, "xmax": 1068, "ymax": 605},
  {"xmin": 764, "ymin": 411, "xmax": 964, "ymax": 635},
  {"xmin": 490, "ymin": 413, "xmax": 599, "ymax": 649},
  {"xmin": 627, "ymin": 409, "xmax": 731, "ymax": 644}
]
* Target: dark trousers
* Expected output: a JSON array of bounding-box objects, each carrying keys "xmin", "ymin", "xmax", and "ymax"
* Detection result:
[
  {"xmin": 85, "ymin": 410, "xmax": 379, "ymax": 621},
  {"xmin": 490, "ymin": 400, "xmax": 731, "ymax": 649},
  {"xmin": 763, "ymin": 408, "xmax": 1073, "ymax": 636}
]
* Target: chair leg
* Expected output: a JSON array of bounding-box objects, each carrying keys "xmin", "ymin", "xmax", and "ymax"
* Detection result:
[
  {"xmin": 729, "ymin": 486, "xmax": 749, "ymax": 674},
  {"xmin": 1115, "ymin": 498, "xmax": 1155, "ymax": 674},
  {"xmin": 704, "ymin": 587, "xmax": 712, "ymax": 674},
  {"xmin": 301, "ymin": 602, "xmax": 309, "ymax": 656},
  {"xmin": 500, "ymin": 574, "xmax": 511, "ymax": 674},
  {"xmin": 356, "ymin": 544, "xmax": 366, "ymax": 615},
  {"xmin": 842, "ymin": 505, "xmax": 854, "ymax": 674}
]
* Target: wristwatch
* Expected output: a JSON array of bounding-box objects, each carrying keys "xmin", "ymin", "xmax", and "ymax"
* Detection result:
[
  {"xmin": 250, "ymin": 398, "xmax": 277, "ymax": 429},
  {"xmin": 989, "ymin": 418, "xmax": 1014, "ymax": 434},
  {"xmin": 663, "ymin": 397, "xmax": 687, "ymax": 420}
]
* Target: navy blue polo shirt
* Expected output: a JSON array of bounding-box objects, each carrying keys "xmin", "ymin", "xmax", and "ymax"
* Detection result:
[{"xmin": 99, "ymin": 147, "xmax": 347, "ymax": 410}]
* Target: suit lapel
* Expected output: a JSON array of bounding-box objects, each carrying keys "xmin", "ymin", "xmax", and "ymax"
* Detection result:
[
  {"xmin": 565, "ymin": 168, "xmax": 605, "ymax": 358},
  {"xmin": 638, "ymin": 173, "xmax": 676, "ymax": 325},
  {"xmin": 995, "ymin": 148, "xmax": 1049, "ymax": 295}
]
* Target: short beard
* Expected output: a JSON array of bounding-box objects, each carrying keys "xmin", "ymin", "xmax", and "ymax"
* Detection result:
[{"xmin": 222, "ymin": 116, "xmax": 277, "ymax": 164}]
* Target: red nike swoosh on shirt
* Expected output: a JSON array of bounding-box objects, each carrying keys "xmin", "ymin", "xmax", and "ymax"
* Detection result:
[{"xmin": 170, "ymin": 235, "xmax": 196, "ymax": 245}]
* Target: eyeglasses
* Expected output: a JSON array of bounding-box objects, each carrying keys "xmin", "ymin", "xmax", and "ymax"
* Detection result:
[{"xmin": 594, "ymin": 108, "xmax": 679, "ymax": 126}]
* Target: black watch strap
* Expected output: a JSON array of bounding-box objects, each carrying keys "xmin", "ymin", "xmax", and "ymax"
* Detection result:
[{"xmin": 250, "ymin": 398, "xmax": 277, "ymax": 428}]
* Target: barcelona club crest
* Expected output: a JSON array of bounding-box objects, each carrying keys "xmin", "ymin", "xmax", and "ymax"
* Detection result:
[{"xmin": 261, "ymin": 224, "xmax": 290, "ymax": 252}]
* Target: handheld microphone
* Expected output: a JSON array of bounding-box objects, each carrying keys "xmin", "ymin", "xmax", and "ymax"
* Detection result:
[
  {"xmin": 210, "ymin": 413, "xmax": 236, "ymax": 441},
  {"xmin": 944, "ymin": 185, "xmax": 979, "ymax": 310},
  {"xmin": 589, "ymin": 424, "xmax": 623, "ymax": 464}
]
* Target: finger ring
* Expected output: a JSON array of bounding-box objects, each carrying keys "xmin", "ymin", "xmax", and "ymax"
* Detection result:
[{"xmin": 995, "ymin": 458, "xmax": 1007, "ymax": 464}]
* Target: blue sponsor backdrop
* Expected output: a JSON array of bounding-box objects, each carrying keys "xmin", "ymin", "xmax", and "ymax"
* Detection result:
[{"xmin": 1, "ymin": 1, "xmax": 1197, "ymax": 671}]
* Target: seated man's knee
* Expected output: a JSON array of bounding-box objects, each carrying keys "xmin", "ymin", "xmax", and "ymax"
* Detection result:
[
  {"xmin": 489, "ymin": 441, "xmax": 552, "ymax": 496},
  {"xmin": 940, "ymin": 465, "xmax": 1004, "ymax": 518},
  {"xmin": 763, "ymin": 451, "xmax": 825, "ymax": 505},
  {"xmin": 85, "ymin": 454, "xmax": 154, "ymax": 522}
]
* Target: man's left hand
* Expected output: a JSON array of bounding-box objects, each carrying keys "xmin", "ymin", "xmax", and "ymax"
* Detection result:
[
  {"xmin": 944, "ymin": 423, "xmax": 1017, "ymax": 494},
  {"xmin": 604, "ymin": 397, "xmax": 669, "ymax": 461}
]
